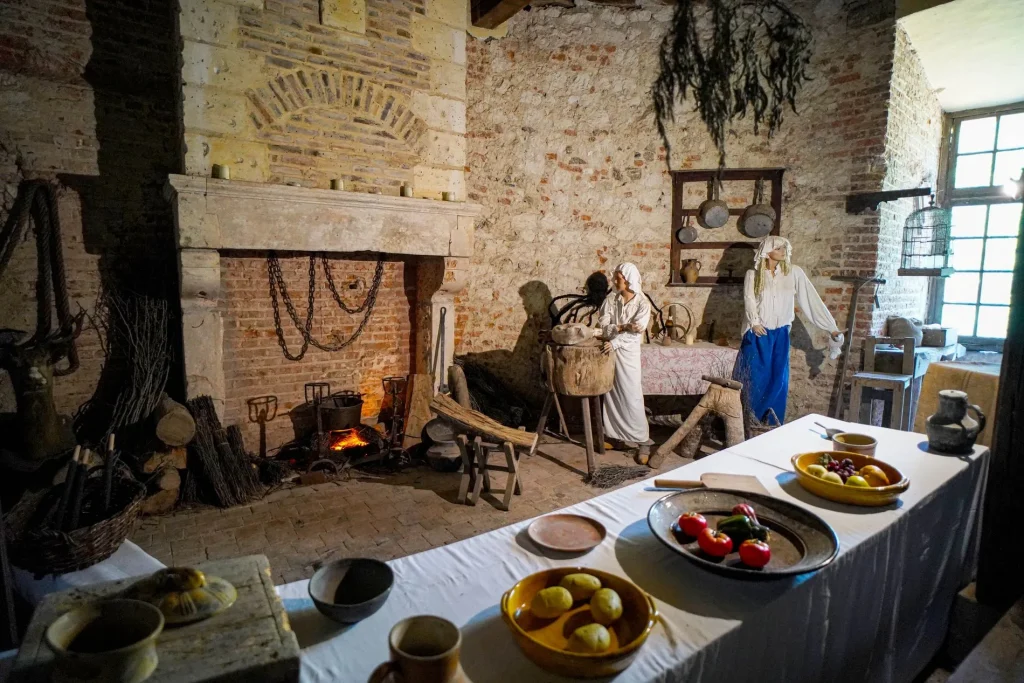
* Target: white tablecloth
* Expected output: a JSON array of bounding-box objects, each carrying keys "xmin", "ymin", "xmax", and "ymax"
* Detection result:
[{"xmin": 277, "ymin": 414, "xmax": 988, "ymax": 683}]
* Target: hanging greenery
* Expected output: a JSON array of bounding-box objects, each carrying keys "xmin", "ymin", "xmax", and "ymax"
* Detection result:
[{"xmin": 652, "ymin": 0, "xmax": 813, "ymax": 168}]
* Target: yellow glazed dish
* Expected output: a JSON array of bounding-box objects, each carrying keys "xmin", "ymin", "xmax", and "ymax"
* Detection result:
[
  {"xmin": 500, "ymin": 567, "xmax": 657, "ymax": 678},
  {"xmin": 792, "ymin": 451, "xmax": 909, "ymax": 507}
]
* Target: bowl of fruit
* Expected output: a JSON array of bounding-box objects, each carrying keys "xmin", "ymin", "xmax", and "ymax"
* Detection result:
[
  {"xmin": 500, "ymin": 567, "xmax": 657, "ymax": 678},
  {"xmin": 792, "ymin": 451, "xmax": 909, "ymax": 507}
]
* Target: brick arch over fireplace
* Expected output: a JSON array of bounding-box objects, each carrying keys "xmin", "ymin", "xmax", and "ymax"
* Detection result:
[{"xmin": 245, "ymin": 69, "xmax": 429, "ymax": 149}]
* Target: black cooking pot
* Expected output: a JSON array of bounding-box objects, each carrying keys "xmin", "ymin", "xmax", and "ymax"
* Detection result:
[{"xmin": 322, "ymin": 390, "xmax": 364, "ymax": 430}]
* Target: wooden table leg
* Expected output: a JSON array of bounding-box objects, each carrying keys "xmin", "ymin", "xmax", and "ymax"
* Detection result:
[
  {"xmin": 891, "ymin": 385, "xmax": 905, "ymax": 431},
  {"xmin": 591, "ymin": 395, "xmax": 605, "ymax": 455},
  {"xmin": 530, "ymin": 393, "xmax": 554, "ymax": 456},
  {"xmin": 469, "ymin": 437, "xmax": 485, "ymax": 506},
  {"xmin": 580, "ymin": 397, "xmax": 596, "ymax": 477},
  {"xmin": 456, "ymin": 435, "xmax": 473, "ymax": 504},
  {"xmin": 501, "ymin": 442, "xmax": 520, "ymax": 511}
]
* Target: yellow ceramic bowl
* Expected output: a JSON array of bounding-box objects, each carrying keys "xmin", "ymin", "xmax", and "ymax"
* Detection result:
[
  {"xmin": 500, "ymin": 567, "xmax": 657, "ymax": 679},
  {"xmin": 792, "ymin": 451, "xmax": 909, "ymax": 507},
  {"xmin": 831, "ymin": 432, "xmax": 877, "ymax": 456}
]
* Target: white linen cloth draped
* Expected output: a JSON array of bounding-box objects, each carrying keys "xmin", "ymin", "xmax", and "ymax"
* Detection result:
[
  {"xmin": 743, "ymin": 264, "xmax": 839, "ymax": 335},
  {"xmin": 277, "ymin": 414, "xmax": 988, "ymax": 683},
  {"xmin": 598, "ymin": 263, "xmax": 651, "ymax": 444}
]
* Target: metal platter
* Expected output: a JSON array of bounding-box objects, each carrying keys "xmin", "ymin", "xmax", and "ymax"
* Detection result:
[{"xmin": 647, "ymin": 489, "xmax": 839, "ymax": 579}]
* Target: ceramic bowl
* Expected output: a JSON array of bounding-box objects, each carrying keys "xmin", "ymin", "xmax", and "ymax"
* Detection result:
[
  {"xmin": 831, "ymin": 432, "xmax": 877, "ymax": 456},
  {"xmin": 792, "ymin": 451, "xmax": 909, "ymax": 507},
  {"xmin": 45, "ymin": 598, "xmax": 164, "ymax": 683},
  {"xmin": 500, "ymin": 567, "xmax": 656, "ymax": 679},
  {"xmin": 308, "ymin": 557, "xmax": 394, "ymax": 624}
]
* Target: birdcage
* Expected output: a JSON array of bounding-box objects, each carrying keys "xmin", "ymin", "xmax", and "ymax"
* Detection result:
[{"xmin": 899, "ymin": 195, "xmax": 953, "ymax": 277}]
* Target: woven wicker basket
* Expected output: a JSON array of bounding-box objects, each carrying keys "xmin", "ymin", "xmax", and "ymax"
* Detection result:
[
  {"xmin": 6, "ymin": 475, "xmax": 146, "ymax": 576},
  {"xmin": 747, "ymin": 408, "xmax": 782, "ymax": 439}
]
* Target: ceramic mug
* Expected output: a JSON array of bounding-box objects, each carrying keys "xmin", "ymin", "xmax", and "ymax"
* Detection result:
[
  {"xmin": 368, "ymin": 615, "xmax": 462, "ymax": 683},
  {"xmin": 832, "ymin": 432, "xmax": 877, "ymax": 456}
]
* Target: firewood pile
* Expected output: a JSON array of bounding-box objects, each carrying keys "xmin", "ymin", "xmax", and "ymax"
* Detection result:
[{"xmin": 183, "ymin": 396, "xmax": 263, "ymax": 508}]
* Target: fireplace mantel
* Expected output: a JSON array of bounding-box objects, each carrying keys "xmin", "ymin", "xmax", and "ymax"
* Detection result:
[{"xmin": 165, "ymin": 174, "xmax": 481, "ymax": 412}]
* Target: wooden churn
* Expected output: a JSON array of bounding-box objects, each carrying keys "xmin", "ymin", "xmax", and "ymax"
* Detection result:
[{"xmin": 543, "ymin": 340, "xmax": 615, "ymax": 397}]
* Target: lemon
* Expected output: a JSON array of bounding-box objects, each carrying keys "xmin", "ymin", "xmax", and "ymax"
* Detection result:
[
  {"xmin": 559, "ymin": 573, "xmax": 602, "ymax": 601},
  {"xmin": 845, "ymin": 475, "xmax": 870, "ymax": 488},
  {"xmin": 568, "ymin": 623, "xmax": 611, "ymax": 653},
  {"xmin": 531, "ymin": 586, "xmax": 573, "ymax": 619},
  {"xmin": 589, "ymin": 588, "xmax": 623, "ymax": 625}
]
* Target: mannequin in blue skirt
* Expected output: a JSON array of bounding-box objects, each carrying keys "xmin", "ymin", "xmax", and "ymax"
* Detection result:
[{"xmin": 735, "ymin": 236, "xmax": 844, "ymax": 423}]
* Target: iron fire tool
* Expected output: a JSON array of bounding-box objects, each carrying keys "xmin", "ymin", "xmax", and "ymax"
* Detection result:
[
  {"xmin": 53, "ymin": 445, "xmax": 81, "ymax": 530},
  {"xmin": 247, "ymin": 395, "xmax": 279, "ymax": 459},
  {"xmin": 305, "ymin": 382, "xmax": 331, "ymax": 459},
  {"xmin": 829, "ymin": 275, "xmax": 886, "ymax": 419},
  {"xmin": 432, "ymin": 307, "xmax": 449, "ymax": 393},
  {"xmin": 382, "ymin": 376, "xmax": 409, "ymax": 459}
]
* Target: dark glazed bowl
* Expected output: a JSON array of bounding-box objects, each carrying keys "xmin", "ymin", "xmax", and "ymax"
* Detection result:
[{"xmin": 308, "ymin": 557, "xmax": 394, "ymax": 624}]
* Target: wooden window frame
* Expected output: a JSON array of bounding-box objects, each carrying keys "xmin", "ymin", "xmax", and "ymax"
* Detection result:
[{"xmin": 931, "ymin": 101, "xmax": 1024, "ymax": 350}]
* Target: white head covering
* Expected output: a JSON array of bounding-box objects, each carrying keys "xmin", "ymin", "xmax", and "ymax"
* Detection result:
[
  {"xmin": 753, "ymin": 235, "xmax": 792, "ymax": 266},
  {"xmin": 614, "ymin": 263, "xmax": 642, "ymax": 296}
]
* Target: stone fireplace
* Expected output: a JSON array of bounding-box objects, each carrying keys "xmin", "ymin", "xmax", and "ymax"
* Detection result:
[{"xmin": 166, "ymin": 174, "xmax": 479, "ymax": 447}]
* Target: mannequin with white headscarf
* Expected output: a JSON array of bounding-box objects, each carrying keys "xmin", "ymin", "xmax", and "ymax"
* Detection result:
[
  {"xmin": 597, "ymin": 263, "xmax": 652, "ymax": 452},
  {"xmin": 735, "ymin": 236, "xmax": 843, "ymax": 424}
]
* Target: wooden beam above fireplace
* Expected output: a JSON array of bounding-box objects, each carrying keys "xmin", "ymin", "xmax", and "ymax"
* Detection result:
[{"xmin": 471, "ymin": 0, "xmax": 531, "ymax": 29}]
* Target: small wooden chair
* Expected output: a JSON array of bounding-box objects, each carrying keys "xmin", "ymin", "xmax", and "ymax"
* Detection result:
[
  {"xmin": 456, "ymin": 435, "xmax": 523, "ymax": 511},
  {"xmin": 848, "ymin": 336, "xmax": 916, "ymax": 430}
]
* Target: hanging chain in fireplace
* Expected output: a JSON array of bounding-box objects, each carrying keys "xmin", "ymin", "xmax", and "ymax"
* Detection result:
[{"xmin": 267, "ymin": 253, "xmax": 385, "ymax": 361}]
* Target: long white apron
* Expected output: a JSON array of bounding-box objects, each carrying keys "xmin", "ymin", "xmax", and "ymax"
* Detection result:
[{"xmin": 598, "ymin": 293, "xmax": 650, "ymax": 444}]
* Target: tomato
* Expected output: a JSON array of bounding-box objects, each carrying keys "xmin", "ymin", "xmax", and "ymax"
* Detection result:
[
  {"xmin": 731, "ymin": 503, "xmax": 758, "ymax": 524},
  {"xmin": 677, "ymin": 512, "xmax": 707, "ymax": 537},
  {"xmin": 738, "ymin": 539, "xmax": 771, "ymax": 568},
  {"xmin": 697, "ymin": 528, "xmax": 733, "ymax": 557}
]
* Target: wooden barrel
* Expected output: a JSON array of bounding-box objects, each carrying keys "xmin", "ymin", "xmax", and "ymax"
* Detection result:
[{"xmin": 544, "ymin": 341, "xmax": 615, "ymax": 397}]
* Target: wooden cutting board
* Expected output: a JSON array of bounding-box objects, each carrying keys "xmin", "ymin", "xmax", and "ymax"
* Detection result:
[{"xmin": 654, "ymin": 473, "xmax": 771, "ymax": 496}]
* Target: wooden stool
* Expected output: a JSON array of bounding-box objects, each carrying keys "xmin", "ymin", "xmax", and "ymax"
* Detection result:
[
  {"xmin": 531, "ymin": 391, "xmax": 605, "ymax": 478},
  {"xmin": 848, "ymin": 336, "xmax": 916, "ymax": 430},
  {"xmin": 648, "ymin": 375, "xmax": 745, "ymax": 469},
  {"xmin": 456, "ymin": 435, "xmax": 523, "ymax": 510}
]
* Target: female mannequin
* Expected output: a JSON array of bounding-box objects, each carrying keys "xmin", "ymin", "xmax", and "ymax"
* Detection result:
[
  {"xmin": 736, "ymin": 236, "xmax": 843, "ymax": 423},
  {"xmin": 598, "ymin": 263, "xmax": 652, "ymax": 455}
]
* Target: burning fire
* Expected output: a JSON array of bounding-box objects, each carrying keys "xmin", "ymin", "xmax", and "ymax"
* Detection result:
[{"xmin": 330, "ymin": 429, "xmax": 370, "ymax": 451}]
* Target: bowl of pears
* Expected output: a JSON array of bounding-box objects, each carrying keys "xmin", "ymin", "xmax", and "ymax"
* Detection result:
[{"xmin": 500, "ymin": 567, "xmax": 657, "ymax": 678}]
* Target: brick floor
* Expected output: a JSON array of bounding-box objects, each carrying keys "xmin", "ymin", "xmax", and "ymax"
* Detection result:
[{"xmin": 131, "ymin": 434, "xmax": 692, "ymax": 585}]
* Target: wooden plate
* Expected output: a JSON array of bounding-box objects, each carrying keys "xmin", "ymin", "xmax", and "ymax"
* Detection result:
[
  {"xmin": 647, "ymin": 489, "xmax": 839, "ymax": 579},
  {"xmin": 528, "ymin": 514, "xmax": 607, "ymax": 553}
]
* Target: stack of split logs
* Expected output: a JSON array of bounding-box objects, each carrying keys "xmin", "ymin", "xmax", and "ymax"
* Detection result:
[{"xmin": 135, "ymin": 394, "xmax": 196, "ymax": 514}]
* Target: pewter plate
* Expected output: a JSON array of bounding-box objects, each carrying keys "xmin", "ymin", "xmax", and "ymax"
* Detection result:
[{"xmin": 647, "ymin": 489, "xmax": 839, "ymax": 579}]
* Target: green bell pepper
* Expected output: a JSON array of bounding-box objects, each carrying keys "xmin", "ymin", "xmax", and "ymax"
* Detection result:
[{"xmin": 716, "ymin": 514, "xmax": 771, "ymax": 544}]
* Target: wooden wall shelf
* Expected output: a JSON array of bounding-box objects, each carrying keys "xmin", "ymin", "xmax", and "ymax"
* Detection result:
[{"xmin": 669, "ymin": 168, "xmax": 785, "ymax": 286}]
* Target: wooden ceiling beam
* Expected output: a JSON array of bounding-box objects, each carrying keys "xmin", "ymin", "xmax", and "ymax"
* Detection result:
[{"xmin": 471, "ymin": 0, "xmax": 531, "ymax": 29}]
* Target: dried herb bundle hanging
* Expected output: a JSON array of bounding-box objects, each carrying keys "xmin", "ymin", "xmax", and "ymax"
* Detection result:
[{"xmin": 652, "ymin": 0, "xmax": 813, "ymax": 168}]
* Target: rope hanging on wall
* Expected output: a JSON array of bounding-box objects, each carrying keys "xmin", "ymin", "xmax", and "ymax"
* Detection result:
[
  {"xmin": 652, "ymin": 0, "xmax": 813, "ymax": 169},
  {"xmin": 267, "ymin": 253, "xmax": 385, "ymax": 361}
]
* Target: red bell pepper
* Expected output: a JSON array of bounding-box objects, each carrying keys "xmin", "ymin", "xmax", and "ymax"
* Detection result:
[{"xmin": 731, "ymin": 503, "xmax": 758, "ymax": 525}]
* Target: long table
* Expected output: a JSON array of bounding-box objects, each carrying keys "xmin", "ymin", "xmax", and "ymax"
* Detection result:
[{"xmin": 276, "ymin": 414, "xmax": 989, "ymax": 682}]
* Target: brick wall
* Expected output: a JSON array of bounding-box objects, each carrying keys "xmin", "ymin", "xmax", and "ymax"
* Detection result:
[
  {"xmin": 0, "ymin": 0, "xmax": 179, "ymax": 414},
  {"xmin": 221, "ymin": 254, "xmax": 415, "ymax": 450},
  {"xmin": 179, "ymin": 0, "xmax": 467, "ymax": 198},
  {"xmin": 872, "ymin": 26, "xmax": 943, "ymax": 330},
  {"xmin": 463, "ymin": 0, "xmax": 940, "ymax": 418}
]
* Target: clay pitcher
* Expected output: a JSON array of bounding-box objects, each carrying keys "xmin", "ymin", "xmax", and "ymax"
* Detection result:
[
  {"xmin": 925, "ymin": 390, "xmax": 986, "ymax": 454},
  {"xmin": 681, "ymin": 259, "xmax": 702, "ymax": 284}
]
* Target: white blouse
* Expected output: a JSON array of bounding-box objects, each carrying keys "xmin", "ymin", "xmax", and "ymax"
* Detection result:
[
  {"xmin": 598, "ymin": 292, "xmax": 652, "ymax": 350},
  {"xmin": 743, "ymin": 265, "xmax": 839, "ymax": 334}
]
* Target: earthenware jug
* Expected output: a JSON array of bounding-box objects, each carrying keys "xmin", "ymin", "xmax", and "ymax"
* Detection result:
[
  {"xmin": 925, "ymin": 390, "xmax": 986, "ymax": 455},
  {"xmin": 681, "ymin": 259, "xmax": 702, "ymax": 284}
]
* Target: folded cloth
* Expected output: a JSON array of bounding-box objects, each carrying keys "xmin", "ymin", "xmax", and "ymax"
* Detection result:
[{"xmin": 828, "ymin": 332, "xmax": 845, "ymax": 360}]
